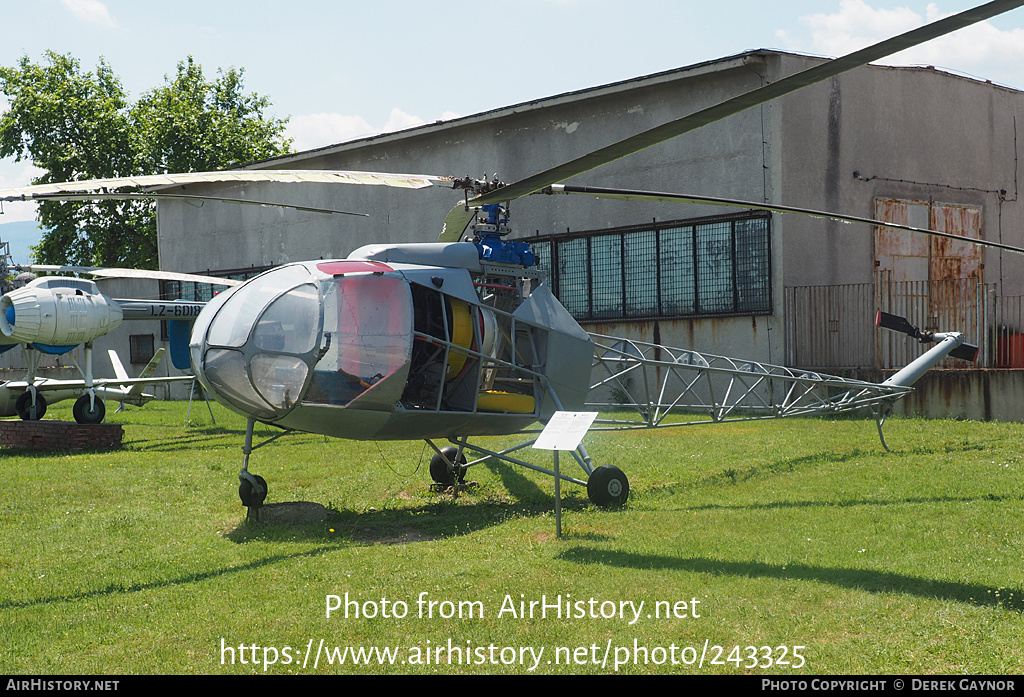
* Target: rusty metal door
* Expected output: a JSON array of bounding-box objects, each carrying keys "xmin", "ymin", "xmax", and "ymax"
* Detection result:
[{"xmin": 874, "ymin": 198, "xmax": 983, "ymax": 367}]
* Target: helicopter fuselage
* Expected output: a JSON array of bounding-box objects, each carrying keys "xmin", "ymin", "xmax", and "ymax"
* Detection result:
[{"xmin": 189, "ymin": 242, "xmax": 593, "ymax": 441}]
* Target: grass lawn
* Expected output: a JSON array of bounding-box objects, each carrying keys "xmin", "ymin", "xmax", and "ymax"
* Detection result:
[{"xmin": 1, "ymin": 402, "xmax": 1021, "ymax": 674}]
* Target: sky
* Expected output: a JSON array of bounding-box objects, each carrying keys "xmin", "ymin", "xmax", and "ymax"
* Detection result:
[{"xmin": 2, "ymin": 0, "xmax": 1024, "ymax": 225}]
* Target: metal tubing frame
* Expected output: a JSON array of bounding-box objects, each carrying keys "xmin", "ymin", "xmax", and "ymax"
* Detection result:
[
  {"xmin": 446, "ymin": 436, "xmax": 588, "ymax": 486},
  {"xmin": 587, "ymin": 332, "xmax": 915, "ymax": 430}
]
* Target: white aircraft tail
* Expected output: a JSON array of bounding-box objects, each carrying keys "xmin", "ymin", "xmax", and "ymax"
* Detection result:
[
  {"xmin": 108, "ymin": 349, "xmax": 131, "ymax": 382},
  {"xmin": 107, "ymin": 347, "xmax": 166, "ymax": 405}
]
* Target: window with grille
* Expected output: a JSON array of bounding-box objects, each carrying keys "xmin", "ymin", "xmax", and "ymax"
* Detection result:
[
  {"xmin": 159, "ymin": 266, "xmax": 270, "ymax": 303},
  {"xmin": 527, "ymin": 212, "xmax": 771, "ymax": 321},
  {"xmin": 160, "ymin": 267, "xmax": 270, "ymax": 339},
  {"xmin": 129, "ymin": 334, "xmax": 156, "ymax": 364}
]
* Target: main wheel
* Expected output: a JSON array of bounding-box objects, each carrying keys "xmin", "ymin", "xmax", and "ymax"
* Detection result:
[
  {"xmin": 587, "ymin": 465, "xmax": 629, "ymax": 508},
  {"xmin": 73, "ymin": 395, "xmax": 106, "ymax": 424},
  {"xmin": 15, "ymin": 391, "xmax": 47, "ymax": 421},
  {"xmin": 239, "ymin": 474, "xmax": 268, "ymax": 508},
  {"xmin": 429, "ymin": 446, "xmax": 467, "ymax": 485}
]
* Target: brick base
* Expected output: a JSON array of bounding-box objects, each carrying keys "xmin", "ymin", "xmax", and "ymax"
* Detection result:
[{"xmin": 0, "ymin": 420, "xmax": 124, "ymax": 451}]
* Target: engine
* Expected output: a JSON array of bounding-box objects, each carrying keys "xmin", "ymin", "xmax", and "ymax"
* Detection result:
[{"xmin": 0, "ymin": 278, "xmax": 123, "ymax": 349}]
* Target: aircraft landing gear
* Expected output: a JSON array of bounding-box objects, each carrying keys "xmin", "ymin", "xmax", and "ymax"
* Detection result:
[
  {"xmin": 15, "ymin": 390, "xmax": 46, "ymax": 421},
  {"xmin": 237, "ymin": 417, "xmax": 286, "ymax": 519},
  {"xmin": 587, "ymin": 465, "xmax": 629, "ymax": 508},
  {"xmin": 72, "ymin": 394, "xmax": 106, "ymax": 424},
  {"xmin": 239, "ymin": 472, "xmax": 268, "ymax": 509},
  {"xmin": 429, "ymin": 446, "xmax": 467, "ymax": 485}
]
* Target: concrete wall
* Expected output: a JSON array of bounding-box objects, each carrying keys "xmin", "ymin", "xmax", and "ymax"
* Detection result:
[
  {"xmin": 158, "ymin": 55, "xmax": 782, "ymax": 269},
  {"xmin": 778, "ymin": 55, "xmax": 1024, "ymax": 292},
  {"xmin": 157, "ymin": 52, "xmax": 783, "ymax": 365},
  {"xmin": 840, "ymin": 368, "xmax": 1024, "ymax": 422}
]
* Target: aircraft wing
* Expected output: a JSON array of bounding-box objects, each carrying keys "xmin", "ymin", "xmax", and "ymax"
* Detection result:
[{"xmin": 3, "ymin": 375, "xmax": 194, "ymax": 393}]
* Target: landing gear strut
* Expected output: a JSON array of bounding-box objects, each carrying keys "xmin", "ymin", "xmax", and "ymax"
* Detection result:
[
  {"xmin": 237, "ymin": 418, "xmax": 290, "ymax": 519},
  {"xmin": 239, "ymin": 417, "xmax": 266, "ymax": 518}
]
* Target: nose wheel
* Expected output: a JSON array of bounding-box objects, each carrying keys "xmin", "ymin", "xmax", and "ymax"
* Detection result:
[
  {"xmin": 238, "ymin": 417, "xmax": 271, "ymax": 517},
  {"xmin": 238, "ymin": 472, "xmax": 268, "ymax": 509}
]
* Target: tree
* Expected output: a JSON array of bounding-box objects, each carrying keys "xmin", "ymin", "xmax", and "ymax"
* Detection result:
[{"xmin": 0, "ymin": 52, "xmax": 292, "ymax": 268}]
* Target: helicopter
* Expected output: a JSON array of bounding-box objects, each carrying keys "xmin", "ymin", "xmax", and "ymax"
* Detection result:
[{"xmin": 0, "ymin": 0, "xmax": 1020, "ymax": 511}]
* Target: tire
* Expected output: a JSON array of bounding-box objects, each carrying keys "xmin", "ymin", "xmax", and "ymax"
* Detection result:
[
  {"xmin": 429, "ymin": 446, "xmax": 467, "ymax": 484},
  {"xmin": 587, "ymin": 465, "xmax": 629, "ymax": 508},
  {"xmin": 73, "ymin": 395, "xmax": 106, "ymax": 424},
  {"xmin": 15, "ymin": 391, "xmax": 47, "ymax": 421},
  {"xmin": 239, "ymin": 474, "xmax": 268, "ymax": 508}
]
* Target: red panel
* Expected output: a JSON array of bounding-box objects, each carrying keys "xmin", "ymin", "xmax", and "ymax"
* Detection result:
[{"xmin": 316, "ymin": 260, "xmax": 393, "ymax": 276}]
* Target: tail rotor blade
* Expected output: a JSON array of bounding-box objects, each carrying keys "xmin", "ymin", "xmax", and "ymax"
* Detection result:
[
  {"xmin": 950, "ymin": 343, "xmax": 980, "ymax": 362},
  {"xmin": 876, "ymin": 311, "xmax": 979, "ymax": 362},
  {"xmin": 876, "ymin": 311, "xmax": 922, "ymax": 339}
]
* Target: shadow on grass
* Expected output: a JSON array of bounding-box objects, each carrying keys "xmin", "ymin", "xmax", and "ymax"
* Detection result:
[
  {"xmin": 0, "ymin": 493, "xmax": 595, "ymax": 611},
  {"xmin": 0, "ymin": 546, "xmax": 345, "ymax": 611},
  {"xmin": 483, "ymin": 458, "xmax": 552, "ymax": 504},
  {"xmin": 217, "ymin": 453, "xmax": 597, "ymax": 545},
  {"xmin": 684, "ymin": 492, "xmax": 1024, "ymax": 513},
  {"xmin": 122, "ymin": 424, "xmax": 254, "ymax": 452},
  {"xmin": 652, "ymin": 440, "xmax": 994, "ymax": 494},
  {"xmin": 556, "ymin": 547, "xmax": 1024, "ymax": 612},
  {"xmin": 228, "ymin": 481, "xmax": 591, "ymax": 544}
]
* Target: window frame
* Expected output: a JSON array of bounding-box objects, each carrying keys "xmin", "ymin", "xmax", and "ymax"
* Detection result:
[
  {"xmin": 129, "ymin": 334, "xmax": 156, "ymax": 364},
  {"xmin": 525, "ymin": 211, "xmax": 772, "ymax": 323}
]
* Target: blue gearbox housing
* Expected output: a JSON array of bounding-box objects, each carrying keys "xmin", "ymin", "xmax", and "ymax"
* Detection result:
[{"xmin": 472, "ymin": 204, "xmax": 536, "ymax": 267}]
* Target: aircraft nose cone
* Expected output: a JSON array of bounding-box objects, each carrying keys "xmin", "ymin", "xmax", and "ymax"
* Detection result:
[{"xmin": 5, "ymin": 305, "xmax": 14, "ymax": 327}]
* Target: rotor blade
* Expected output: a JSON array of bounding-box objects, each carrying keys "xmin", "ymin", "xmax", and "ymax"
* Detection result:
[
  {"xmin": 0, "ymin": 169, "xmax": 455, "ymax": 202},
  {"xmin": 439, "ymin": 202, "xmax": 480, "ymax": 243},
  {"xmin": 876, "ymin": 311, "xmax": 980, "ymax": 361},
  {"xmin": 876, "ymin": 311, "xmax": 923, "ymax": 339},
  {"xmin": 475, "ymin": 0, "xmax": 1024, "ymax": 204},
  {"xmin": 29, "ymin": 192, "xmax": 368, "ymax": 216},
  {"xmin": 20, "ymin": 265, "xmax": 243, "ymax": 287},
  {"xmin": 543, "ymin": 184, "xmax": 1024, "ymax": 255}
]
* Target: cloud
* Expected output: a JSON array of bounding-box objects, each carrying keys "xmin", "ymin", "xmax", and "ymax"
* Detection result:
[
  {"xmin": 780, "ymin": 1, "xmax": 1024, "ymax": 87},
  {"xmin": 287, "ymin": 109, "xmax": 462, "ymax": 153},
  {"xmin": 0, "ymin": 162, "xmax": 47, "ymax": 223},
  {"xmin": 287, "ymin": 113, "xmax": 376, "ymax": 152},
  {"xmin": 799, "ymin": 0, "xmax": 921, "ymax": 55},
  {"xmin": 60, "ymin": 0, "xmax": 116, "ymax": 28},
  {"xmin": 382, "ymin": 108, "xmax": 425, "ymax": 134}
]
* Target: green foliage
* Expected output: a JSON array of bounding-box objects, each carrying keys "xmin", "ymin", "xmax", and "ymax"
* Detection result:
[
  {"xmin": 0, "ymin": 51, "xmax": 292, "ymax": 268},
  {"xmin": 133, "ymin": 56, "xmax": 292, "ymax": 175}
]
